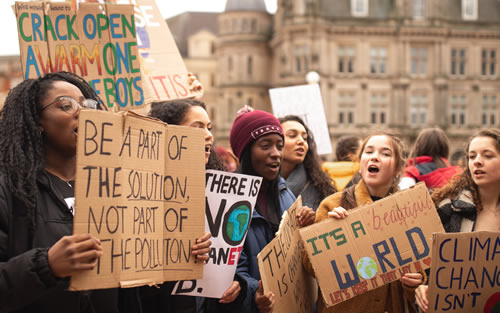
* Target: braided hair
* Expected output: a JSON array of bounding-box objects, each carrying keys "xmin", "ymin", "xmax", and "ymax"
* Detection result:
[{"xmin": 0, "ymin": 72, "xmax": 101, "ymax": 209}]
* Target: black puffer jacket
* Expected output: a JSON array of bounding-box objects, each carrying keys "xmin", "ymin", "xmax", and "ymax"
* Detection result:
[{"xmin": 0, "ymin": 172, "xmax": 119, "ymax": 313}]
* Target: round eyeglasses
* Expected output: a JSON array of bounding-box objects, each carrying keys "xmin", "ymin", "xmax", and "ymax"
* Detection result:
[{"xmin": 41, "ymin": 96, "xmax": 98, "ymax": 114}]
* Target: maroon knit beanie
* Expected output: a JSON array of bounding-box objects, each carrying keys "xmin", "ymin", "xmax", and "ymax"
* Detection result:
[{"xmin": 230, "ymin": 110, "xmax": 283, "ymax": 159}]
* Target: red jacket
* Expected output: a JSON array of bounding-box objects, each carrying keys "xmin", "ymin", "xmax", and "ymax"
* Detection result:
[{"xmin": 404, "ymin": 156, "xmax": 462, "ymax": 189}]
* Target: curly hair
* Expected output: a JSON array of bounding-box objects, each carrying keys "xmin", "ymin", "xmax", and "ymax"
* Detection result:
[
  {"xmin": 278, "ymin": 115, "xmax": 336, "ymax": 199},
  {"xmin": 0, "ymin": 72, "xmax": 101, "ymax": 210},
  {"xmin": 150, "ymin": 99, "xmax": 226, "ymax": 171},
  {"xmin": 341, "ymin": 131, "xmax": 406, "ymax": 209},
  {"xmin": 432, "ymin": 129, "xmax": 500, "ymax": 212},
  {"xmin": 410, "ymin": 128, "xmax": 450, "ymax": 168}
]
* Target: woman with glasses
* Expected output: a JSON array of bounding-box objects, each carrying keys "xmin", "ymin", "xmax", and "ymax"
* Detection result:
[
  {"xmin": 0, "ymin": 72, "xmax": 112, "ymax": 313},
  {"xmin": 0, "ymin": 72, "xmax": 210, "ymax": 313}
]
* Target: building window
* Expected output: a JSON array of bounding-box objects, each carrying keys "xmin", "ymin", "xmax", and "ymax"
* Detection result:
[
  {"xmin": 450, "ymin": 95, "xmax": 467, "ymax": 126},
  {"xmin": 410, "ymin": 94, "xmax": 427, "ymax": 126},
  {"xmin": 370, "ymin": 47, "xmax": 387, "ymax": 74},
  {"xmin": 462, "ymin": 0, "xmax": 477, "ymax": 20},
  {"xmin": 251, "ymin": 19, "xmax": 257, "ymax": 33},
  {"xmin": 232, "ymin": 19, "xmax": 238, "ymax": 33},
  {"xmin": 370, "ymin": 93, "xmax": 388, "ymax": 124},
  {"xmin": 413, "ymin": 0, "xmax": 425, "ymax": 19},
  {"xmin": 242, "ymin": 19, "xmax": 249, "ymax": 33},
  {"xmin": 411, "ymin": 47, "xmax": 427, "ymax": 75},
  {"xmin": 247, "ymin": 56, "xmax": 253, "ymax": 76},
  {"xmin": 481, "ymin": 95, "xmax": 497, "ymax": 126},
  {"xmin": 227, "ymin": 98, "xmax": 234, "ymax": 122},
  {"xmin": 338, "ymin": 92, "xmax": 355, "ymax": 125},
  {"xmin": 295, "ymin": 46, "xmax": 309, "ymax": 73},
  {"xmin": 351, "ymin": 0, "xmax": 368, "ymax": 17},
  {"xmin": 451, "ymin": 48, "xmax": 466, "ymax": 76},
  {"xmin": 228, "ymin": 56, "xmax": 233, "ymax": 72},
  {"xmin": 338, "ymin": 47, "xmax": 355, "ymax": 73},
  {"xmin": 481, "ymin": 49, "xmax": 496, "ymax": 77}
]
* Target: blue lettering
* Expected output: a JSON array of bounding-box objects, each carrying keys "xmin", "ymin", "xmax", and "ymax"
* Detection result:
[
  {"xmin": 407, "ymin": 227, "xmax": 429, "ymax": 259},
  {"xmin": 25, "ymin": 46, "xmax": 40, "ymax": 78},
  {"xmin": 389, "ymin": 237, "xmax": 412, "ymax": 266},
  {"xmin": 83, "ymin": 14, "xmax": 96, "ymax": 39},
  {"xmin": 55, "ymin": 14, "xmax": 67, "ymax": 40},
  {"xmin": 330, "ymin": 254, "xmax": 360, "ymax": 289},
  {"xmin": 373, "ymin": 240, "xmax": 395, "ymax": 273}
]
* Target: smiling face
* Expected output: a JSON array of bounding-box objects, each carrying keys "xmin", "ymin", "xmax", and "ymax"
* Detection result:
[
  {"xmin": 360, "ymin": 135, "xmax": 397, "ymax": 197},
  {"xmin": 250, "ymin": 134, "xmax": 284, "ymax": 181},
  {"xmin": 282, "ymin": 120, "xmax": 309, "ymax": 166},
  {"xmin": 181, "ymin": 105, "xmax": 214, "ymax": 165},
  {"xmin": 468, "ymin": 136, "xmax": 500, "ymax": 189},
  {"xmin": 38, "ymin": 80, "xmax": 83, "ymax": 158}
]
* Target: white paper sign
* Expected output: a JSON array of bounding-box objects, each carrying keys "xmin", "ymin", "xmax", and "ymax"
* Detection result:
[
  {"xmin": 270, "ymin": 84, "xmax": 332, "ymax": 155},
  {"xmin": 172, "ymin": 170, "xmax": 262, "ymax": 298}
]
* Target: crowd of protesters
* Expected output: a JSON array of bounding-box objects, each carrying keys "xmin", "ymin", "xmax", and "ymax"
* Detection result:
[{"xmin": 0, "ymin": 72, "xmax": 498, "ymax": 313}]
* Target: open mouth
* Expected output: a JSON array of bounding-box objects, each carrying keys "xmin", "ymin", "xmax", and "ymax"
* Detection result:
[
  {"xmin": 267, "ymin": 162, "xmax": 280, "ymax": 170},
  {"xmin": 74, "ymin": 127, "xmax": 78, "ymax": 134},
  {"xmin": 474, "ymin": 170, "xmax": 486, "ymax": 175},
  {"xmin": 205, "ymin": 145, "xmax": 211, "ymax": 153},
  {"xmin": 368, "ymin": 165, "xmax": 379, "ymax": 173}
]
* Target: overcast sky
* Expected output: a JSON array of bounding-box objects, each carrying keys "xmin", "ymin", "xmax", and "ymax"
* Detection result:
[{"xmin": 0, "ymin": 0, "xmax": 277, "ymax": 56}]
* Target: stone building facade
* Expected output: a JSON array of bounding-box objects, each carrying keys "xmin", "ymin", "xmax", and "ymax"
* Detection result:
[{"xmin": 168, "ymin": 0, "xmax": 500, "ymax": 161}]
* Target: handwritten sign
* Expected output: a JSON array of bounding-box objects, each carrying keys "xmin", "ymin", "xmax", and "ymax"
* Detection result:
[
  {"xmin": 299, "ymin": 183, "xmax": 445, "ymax": 307},
  {"xmin": 172, "ymin": 170, "xmax": 262, "ymax": 298},
  {"xmin": 269, "ymin": 84, "xmax": 332, "ymax": 155},
  {"xmin": 72, "ymin": 0, "xmax": 202, "ymax": 107},
  {"xmin": 15, "ymin": 1, "xmax": 143, "ymax": 110},
  {"xmin": 258, "ymin": 197, "xmax": 317, "ymax": 313},
  {"xmin": 70, "ymin": 110, "xmax": 206, "ymax": 290},
  {"xmin": 427, "ymin": 231, "xmax": 500, "ymax": 313}
]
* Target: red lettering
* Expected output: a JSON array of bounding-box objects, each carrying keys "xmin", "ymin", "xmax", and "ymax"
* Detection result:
[
  {"xmin": 329, "ymin": 290, "xmax": 343, "ymax": 305},
  {"xmin": 227, "ymin": 246, "xmax": 242, "ymax": 265},
  {"xmin": 372, "ymin": 207, "xmax": 381, "ymax": 230}
]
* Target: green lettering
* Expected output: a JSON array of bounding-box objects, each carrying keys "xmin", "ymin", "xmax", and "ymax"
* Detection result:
[{"xmin": 19, "ymin": 12, "xmax": 32, "ymax": 42}]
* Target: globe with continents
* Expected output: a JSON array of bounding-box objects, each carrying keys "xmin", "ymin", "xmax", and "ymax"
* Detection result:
[
  {"xmin": 356, "ymin": 257, "xmax": 378, "ymax": 279},
  {"xmin": 226, "ymin": 205, "xmax": 251, "ymax": 243}
]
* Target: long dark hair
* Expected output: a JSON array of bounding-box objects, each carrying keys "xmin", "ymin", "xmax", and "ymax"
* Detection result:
[
  {"xmin": 341, "ymin": 131, "xmax": 405, "ymax": 210},
  {"xmin": 410, "ymin": 128, "xmax": 450, "ymax": 168},
  {"xmin": 432, "ymin": 129, "xmax": 500, "ymax": 212},
  {"xmin": 150, "ymin": 99, "xmax": 225, "ymax": 171},
  {"xmin": 0, "ymin": 72, "xmax": 101, "ymax": 209},
  {"xmin": 238, "ymin": 144, "xmax": 282, "ymax": 232},
  {"xmin": 278, "ymin": 115, "xmax": 336, "ymax": 199}
]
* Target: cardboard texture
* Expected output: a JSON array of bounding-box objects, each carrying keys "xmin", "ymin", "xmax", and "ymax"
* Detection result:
[
  {"xmin": 257, "ymin": 197, "xmax": 317, "ymax": 313},
  {"xmin": 427, "ymin": 231, "xmax": 500, "ymax": 313},
  {"xmin": 15, "ymin": 1, "xmax": 143, "ymax": 111},
  {"xmin": 172, "ymin": 170, "xmax": 262, "ymax": 298},
  {"xmin": 70, "ymin": 110, "xmax": 206, "ymax": 290},
  {"xmin": 269, "ymin": 84, "xmax": 332, "ymax": 155},
  {"xmin": 72, "ymin": 0, "xmax": 202, "ymax": 108},
  {"xmin": 299, "ymin": 183, "xmax": 445, "ymax": 307}
]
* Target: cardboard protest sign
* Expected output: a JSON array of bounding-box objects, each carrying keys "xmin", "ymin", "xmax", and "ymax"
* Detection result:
[
  {"xmin": 70, "ymin": 110, "xmax": 206, "ymax": 290},
  {"xmin": 172, "ymin": 170, "xmax": 262, "ymax": 298},
  {"xmin": 269, "ymin": 84, "xmax": 332, "ymax": 155},
  {"xmin": 427, "ymin": 231, "xmax": 500, "ymax": 313},
  {"xmin": 15, "ymin": 1, "xmax": 143, "ymax": 111},
  {"xmin": 299, "ymin": 183, "xmax": 445, "ymax": 307},
  {"xmin": 257, "ymin": 197, "xmax": 317, "ymax": 313},
  {"xmin": 72, "ymin": 0, "xmax": 202, "ymax": 106}
]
